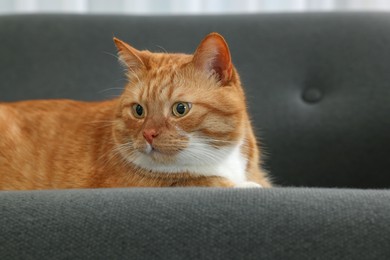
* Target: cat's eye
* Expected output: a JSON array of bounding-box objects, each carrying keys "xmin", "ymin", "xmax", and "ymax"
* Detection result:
[
  {"xmin": 172, "ymin": 102, "xmax": 192, "ymax": 117},
  {"xmin": 132, "ymin": 104, "xmax": 145, "ymax": 118}
]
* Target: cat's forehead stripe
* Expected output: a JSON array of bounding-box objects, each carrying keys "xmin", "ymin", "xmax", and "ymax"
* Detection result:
[{"xmin": 138, "ymin": 66, "xmax": 179, "ymax": 102}]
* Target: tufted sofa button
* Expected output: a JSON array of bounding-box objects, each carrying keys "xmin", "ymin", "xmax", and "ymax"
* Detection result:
[{"xmin": 302, "ymin": 88, "xmax": 323, "ymax": 103}]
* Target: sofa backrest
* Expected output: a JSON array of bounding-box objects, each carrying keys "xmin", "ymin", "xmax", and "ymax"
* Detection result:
[{"xmin": 1, "ymin": 13, "xmax": 389, "ymax": 188}]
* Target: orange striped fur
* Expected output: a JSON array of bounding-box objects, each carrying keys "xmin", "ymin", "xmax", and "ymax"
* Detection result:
[{"xmin": 0, "ymin": 33, "xmax": 271, "ymax": 190}]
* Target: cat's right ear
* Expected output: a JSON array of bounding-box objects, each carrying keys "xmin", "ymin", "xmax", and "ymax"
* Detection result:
[{"xmin": 113, "ymin": 37, "xmax": 148, "ymax": 72}]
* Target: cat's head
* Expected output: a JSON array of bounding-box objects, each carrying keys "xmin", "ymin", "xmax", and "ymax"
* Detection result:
[{"xmin": 112, "ymin": 33, "xmax": 249, "ymax": 174}]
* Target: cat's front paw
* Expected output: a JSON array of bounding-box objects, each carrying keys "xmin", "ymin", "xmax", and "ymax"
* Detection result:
[{"xmin": 234, "ymin": 181, "xmax": 262, "ymax": 188}]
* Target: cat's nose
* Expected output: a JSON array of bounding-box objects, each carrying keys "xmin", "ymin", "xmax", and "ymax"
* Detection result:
[{"xmin": 143, "ymin": 129, "xmax": 159, "ymax": 144}]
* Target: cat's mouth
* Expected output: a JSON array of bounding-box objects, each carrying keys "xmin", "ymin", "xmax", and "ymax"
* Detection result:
[{"xmin": 143, "ymin": 145, "xmax": 177, "ymax": 163}]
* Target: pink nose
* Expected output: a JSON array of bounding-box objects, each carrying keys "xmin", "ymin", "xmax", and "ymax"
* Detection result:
[{"xmin": 143, "ymin": 129, "xmax": 159, "ymax": 144}]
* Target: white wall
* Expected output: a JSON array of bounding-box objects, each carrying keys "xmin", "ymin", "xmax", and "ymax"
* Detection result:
[{"xmin": 1, "ymin": 0, "xmax": 390, "ymax": 14}]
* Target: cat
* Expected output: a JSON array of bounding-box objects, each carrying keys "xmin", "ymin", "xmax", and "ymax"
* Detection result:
[{"xmin": 0, "ymin": 33, "xmax": 271, "ymax": 190}]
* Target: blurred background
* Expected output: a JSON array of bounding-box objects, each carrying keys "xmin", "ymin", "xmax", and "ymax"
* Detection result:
[{"xmin": 0, "ymin": 0, "xmax": 390, "ymax": 14}]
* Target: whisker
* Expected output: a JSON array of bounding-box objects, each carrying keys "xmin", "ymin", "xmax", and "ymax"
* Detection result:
[
  {"xmin": 102, "ymin": 51, "xmax": 119, "ymax": 60},
  {"xmin": 85, "ymin": 120, "xmax": 117, "ymax": 125},
  {"xmin": 83, "ymin": 120, "xmax": 117, "ymax": 130},
  {"xmin": 126, "ymin": 67, "xmax": 141, "ymax": 84},
  {"xmin": 155, "ymin": 45, "xmax": 168, "ymax": 53},
  {"xmin": 103, "ymin": 142, "xmax": 135, "ymax": 168},
  {"xmin": 98, "ymin": 87, "xmax": 125, "ymax": 94}
]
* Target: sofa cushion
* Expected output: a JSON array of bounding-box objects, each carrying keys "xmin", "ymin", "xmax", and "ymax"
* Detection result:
[{"xmin": 1, "ymin": 188, "xmax": 390, "ymax": 259}]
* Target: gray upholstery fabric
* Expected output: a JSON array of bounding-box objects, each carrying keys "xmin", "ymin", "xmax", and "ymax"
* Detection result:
[
  {"xmin": 1, "ymin": 13, "xmax": 389, "ymax": 188},
  {"xmin": 1, "ymin": 13, "xmax": 390, "ymax": 259},
  {"xmin": 1, "ymin": 188, "xmax": 390, "ymax": 260}
]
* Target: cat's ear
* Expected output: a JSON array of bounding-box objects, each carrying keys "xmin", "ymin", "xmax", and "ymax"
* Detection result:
[
  {"xmin": 193, "ymin": 33, "xmax": 233, "ymax": 85},
  {"xmin": 113, "ymin": 37, "xmax": 148, "ymax": 72}
]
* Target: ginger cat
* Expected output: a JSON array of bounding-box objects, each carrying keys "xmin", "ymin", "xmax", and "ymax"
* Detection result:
[{"xmin": 0, "ymin": 33, "xmax": 271, "ymax": 190}]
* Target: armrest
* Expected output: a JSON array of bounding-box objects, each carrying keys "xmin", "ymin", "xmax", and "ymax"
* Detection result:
[{"xmin": 1, "ymin": 188, "xmax": 389, "ymax": 259}]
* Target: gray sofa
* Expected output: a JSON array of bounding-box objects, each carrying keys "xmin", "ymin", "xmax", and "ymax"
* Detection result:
[{"xmin": 1, "ymin": 13, "xmax": 390, "ymax": 259}]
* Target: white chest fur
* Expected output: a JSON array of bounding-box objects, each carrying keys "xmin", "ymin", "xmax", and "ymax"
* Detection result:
[{"xmin": 131, "ymin": 136, "xmax": 248, "ymax": 184}]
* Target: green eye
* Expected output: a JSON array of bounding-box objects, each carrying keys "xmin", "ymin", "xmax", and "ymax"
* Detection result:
[
  {"xmin": 132, "ymin": 104, "xmax": 145, "ymax": 118},
  {"xmin": 172, "ymin": 102, "xmax": 192, "ymax": 117}
]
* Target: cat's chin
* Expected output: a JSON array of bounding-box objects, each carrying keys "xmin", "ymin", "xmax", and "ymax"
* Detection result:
[{"xmin": 144, "ymin": 149, "xmax": 177, "ymax": 164}]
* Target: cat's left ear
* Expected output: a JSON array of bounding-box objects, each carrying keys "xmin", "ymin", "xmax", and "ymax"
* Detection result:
[
  {"xmin": 193, "ymin": 33, "xmax": 233, "ymax": 85},
  {"xmin": 113, "ymin": 37, "xmax": 148, "ymax": 72}
]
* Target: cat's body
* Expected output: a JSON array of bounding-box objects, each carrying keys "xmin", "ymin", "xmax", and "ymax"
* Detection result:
[{"xmin": 0, "ymin": 33, "xmax": 271, "ymax": 190}]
